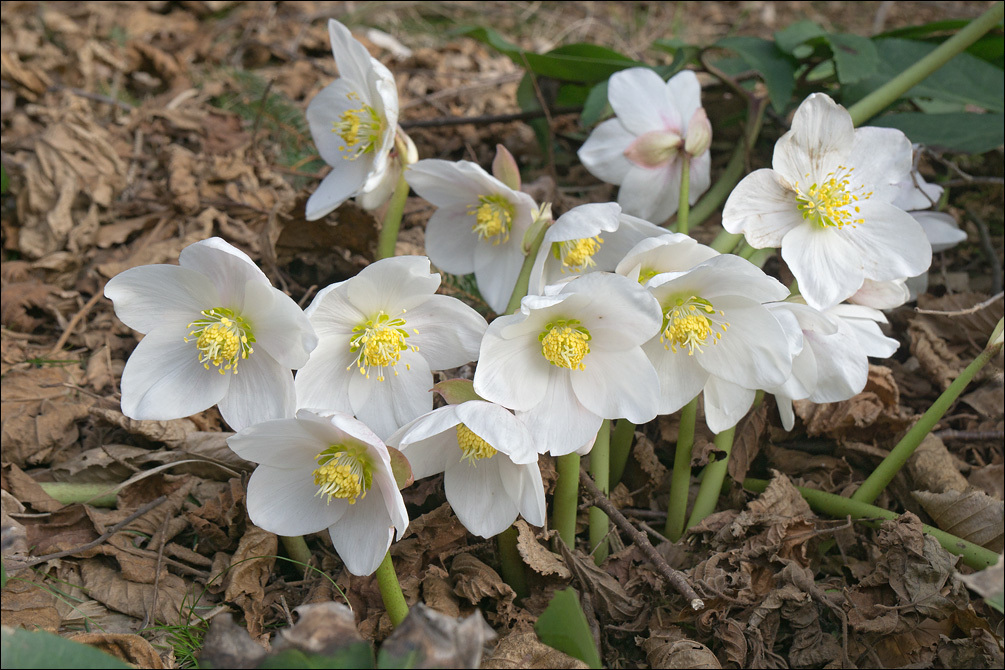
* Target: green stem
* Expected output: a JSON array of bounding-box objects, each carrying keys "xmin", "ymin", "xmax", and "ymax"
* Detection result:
[
  {"xmin": 676, "ymin": 159, "xmax": 691, "ymax": 235},
  {"xmin": 38, "ymin": 482, "xmax": 117, "ymax": 508},
  {"xmin": 588, "ymin": 420, "xmax": 611, "ymax": 564},
  {"xmin": 710, "ymin": 230, "xmax": 744, "ymax": 254},
  {"xmin": 376, "ymin": 169, "xmax": 410, "ymax": 260},
  {"xmin": 504, "ymin": 213, "xmax": 551, "ymax": 315},
  {"xmin": 497, "ymin": 526, "xmax": 528, "ymax": 599},
  {"xmin": 280, "ymin": 535, "xmax": 312, "ymax": 570},
  {"xmin": 609, "ymin": 419, "xmax": 636, "ymax": 485},
  {"xmin": 685, "ymin": 424, "xmax": 736, "ymax": 530},
  {"xmin": 553, "ymin": 453, "xmax": 581, "ymax": 547},
  {"xmin": 848, "ymin": 2, "xmax": 1005, "ymax": 126},
  {"xmin": 746, "ymin": 247, "xmax": 776, "ymax": 269},
  {"xmin": 851, "ymin": 339, "xmax": 1003, "ymax": 505},
  {"xmin": 375, "ymin": 549, "xmax": 409, "ymax": 627},
  {"xmin": 665, "ymin": 397, "xmax": 698, "ymax": 541},
  {"xmin": 744, "ymin": 478, "xmax": 998, "ymax": 570}
]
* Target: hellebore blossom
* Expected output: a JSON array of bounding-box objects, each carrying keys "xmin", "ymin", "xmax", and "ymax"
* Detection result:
[
  {"xmin": 228, "ymin": 410, "xmax": 408, "ymax": 576},
  {"xmin": 578, "ymin": 68, "xmax": 712, "ymax": 223},
  {"xmin": 405, "ymin": 159, "xmax": 539, "ymax": 313},
  {"xmin": 722, "ymin": 93, "xmax": 932, "ymax": 310},
  {"xmin": 295, "ymin": 256, "xmax": 487, "ymax": 440},
  {"xmin": 473, "ymin": 272, "xmax": 662, "ymax": 456},
  {"xmin": 388, "ymin": 400, "xmax": 546, "ymax": 538},
  {"xmin": 637, "ymin": 254, "xmax": 795, "ymax": 433},
  {"xmin": 306, "ymin": 19, "xmax": 401, "ymax": 220},
  {"xmin": 104, "ymin": 238, "xmax": 317, "ymax": 432},
  {"xmin": 528, "ymin": 202, "xmax": 667, "ymax": 293},
  {"xmin": 614, "ymin": 232, "xmax": 720, "ymax": 286}
]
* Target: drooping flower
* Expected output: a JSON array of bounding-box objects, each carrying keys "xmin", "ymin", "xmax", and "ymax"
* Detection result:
[
  {"xmin": 722, "ymin": 93, "xmax": 932, "ymax": 311},
  {"xmin": 228, "ymin": 409, "xmax": 408, "ymax": 576},
  {"xmin": 405, "ymin": 159, "xmax": 539, "ymax": 313},
  {"xmin": 388, "ymin": 399, "xmax": 546, "ymax": 538},
  {"xmin": 528, "ymin": 202, "xmax": 668, "ymax": 293},
  {"xmin": 295, "ymin": 256, "xmax": 487, "ymax": 440},
  {"xmin": 473, "ymin": 272, "xmax": 662, "ymax": 456},
  {"xmin": 578, "ymin": 68, "xmax": 712, "ymax": 223},
  {"xmin": 104, "ymin": 237, "xmax": 317, "ymax": 432},
  {"xmin": 638, "ymin": 254, "xmax": 795, "ymax": 433},
  {"xmin": 306, "ymin": 19, "xmax": 402, "ymax": 220}
]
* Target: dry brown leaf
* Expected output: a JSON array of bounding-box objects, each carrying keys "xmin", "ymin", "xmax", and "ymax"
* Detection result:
[
  {"xmin": 166, "ymin": 144, "xmax": 201, "ymax": 213},
  {"xmin": 906, "ymin": 433, "xmax": 969, "ymax": 493},
  {"xmin": 380, "ymin": 603, "xmax": 496, "ymax": 669},
  {"xmin": 558, "ymin": 542, "xmax": 642, "ymax": 622},
  {"xmin": 198, "ymin": 612, "xmax": 267, "ymax": 668},
  {"xmin": 3, "ymin": 463, "xmax": 64, "ymax": 513},
  {"xmin": 961, "ymin": 381, "xmax": 1005, "ymax": 418},
  {"xmin": 482, "ymin": 631, "xmax": 589, "ymax": 669},
  {"xmin": 913, "ymin": 488, "xmax": 1004, "ymax": 552},
  {"xmin": 275, "ymin": 601, "xmax": 362, "ymax": 654},
  {"xmin": 79, "ymin": 559, "xmax": 202, "ymax": 625},
  {"xmin": 0, "ymin": 281, "xmax": 56, "ymax": 331},
  {"xmin": 69, "ymin": 633, "xmax": 164, "ymax": 669},
  {"xmin": 223, "ymin": 524, "xmax": 277, "ymax": 641},
  {"xmin": 451, "ymin": 552, "xmax": 515, "ymax": 605},
  {"xmin": 421, "ymin": 564, "xmax": 461, "ymax": 617},
  {"xmin": 794, "ymin": 364, "xmax": 910, "ymax": 438},
  {"xmin": 514, "ymin": 519, "xmax": 570, "ymax": 579},
  {"xmin": 969, "ymin": 464, "xmax": 1005, "ymax": 501},
  {"xmin": 727, "ymin": 404, "xmax": 767, "ymax": 484},
  {"xmin": 23, "ymin": 504, "xmax": 98, "ymax": 557},
  {"xmin": 0, "ymin": 574, "xmax": 62, "ymax": 631}
]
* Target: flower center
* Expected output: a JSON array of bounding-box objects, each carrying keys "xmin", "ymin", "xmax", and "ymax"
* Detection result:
[
  {"xmin": 313, "ymin": 444, "xmax": 372, "ymax": 505},
  {"xmin": 185, "ymin": 308, "xmax": 255, "ymax": 374},
  {"xmin": 332, "ymin": 92, "xmax": 386, "ymax": 161},
  {"xmin": 539, "ymin": 319, "xmax": 591, "ymax": 370},
  {"xmin": 623, "ymin": 129, "xmax": 682, "ymax": 168},
  {"xmin": 554, "ymin": 235, "xmax": 603, "ymax": 273},
  {"xmin": 793, "ymin": 166, "xmax": 872, "ymax": 229},
  {"xmin": 348, "ymin": 311, "xmax": 418, "ymax": 381},
  {"xmin": 468, "ymin": 194, "xmax": 514, "ymax": 245},
  {"xmin": 660, "ymin": 295, "xmax": 728, "ymax": 355},
  {"xmin": 455, "ymin": 423, "xmax": 497, "ymax": 465}
]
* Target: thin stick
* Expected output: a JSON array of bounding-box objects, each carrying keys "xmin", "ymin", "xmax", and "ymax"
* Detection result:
[
  {"xmin": 914, "ymin": 291, "xmax": 1003, "ymax": 316},
  {"xmin": 49, "ymin": 288, "xmax": 105, "ymax": 355},
  {"xmin": 579, "ymin": 469, "xmax": 704, "ymax": 611}
]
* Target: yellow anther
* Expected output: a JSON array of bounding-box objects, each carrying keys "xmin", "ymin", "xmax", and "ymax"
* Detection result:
[
  {"xmin": 660, "ymin": 296, "xmax": 727, "ymax": 355},
  {"xmin": 185, "ymin": 308, "xmax": 254, "ymax": 374},
  {"xmin": 539, "ymin": 319, "xmax": 591, "ymax": 370},
  {"xmin": 556, "ymin": 235, "xmax": 603, "ymax": 272},
  {"xmin": 332, "ymin": 94, "xmax": 385, "ymax": 160},
  {"xmin": 469, "ymin": 194, "xmax": 514, "ymax": 245},
  {"xmin": 348, "ymin": 311, "xmax": 417, "ymax": 381},
  {"xmin": 794, "ymin": 165, "xmax": 872, "ymax": 229},
  {"xmin": 456, "ymin": 423, "xmax": 497, "ymax": 464},
  {"xmin": 313, "ymin": 444, "xmax": 372, "ymax": 504}
]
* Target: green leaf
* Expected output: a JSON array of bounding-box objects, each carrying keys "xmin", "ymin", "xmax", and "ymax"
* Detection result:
[
  {"xmin": 868, "ymin": 112, "xmax": 1005, "ymax": 154},
  {"xmin": 876, "ymin": 19, "xmax": 1005, "ymax": 67},
  {"xmin": 580, "ymin": 81, "xmax": 611, "ymax": 127},
  {"xmin": 376, "ymin": 649, "xmax": 419, "ymax": 669},
  {"xmin": 715, "ymin": 36, "xmax": 795, "ymax": 112},
  {"xmin": 535, "ymin": 588, "xmax": 602, "ymax": 669},
  {"xmin": 1, "ymin": 628, "xmax": 132, "ymax": 669},
  {"xmin": 774, "ymin": 20, "xmax": 826, "ymax": 55},
  {"xmin": 386, "ymin": 446, "xmax": 414, "ymax": 490},
  {"xmin": 432, "ymin": 379, "xmax": 483, "ymax": 405},
  {"xmin": 1, "ymin": 164, "xmax": 8, "ymax": 194},
  {"xmin": 824, "ymin": 33, "xmax": 879, "ymax": 84},
  {"xmin": 842, "ymin": 38, "xmax": 1005, "ymax": 113},
  {"xmin": 258, "ymin": 643, "xmax": 376, "ymax": 669}
]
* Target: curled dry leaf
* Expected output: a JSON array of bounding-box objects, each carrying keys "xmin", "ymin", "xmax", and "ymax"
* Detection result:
[
  {"xmin": 451, "ymin": 552, "xmax": 516, "ymax": 605},
  {"xmin": 558, "ymin": 541, "xmax": 642, "ymax": 622},
  {"xmin": 906, "ymin": 433, "xmax": 969, "ymax": 493},
  {"xmin": 482, "ymin": 631, "xmax": 589, "ymax": 669},
  {"xmin": 68, "ymin": 633, "xmax": 164, "ymax": 669},
  {"xmin": 726, "ymin": 404, "xmax": 767, "ymax": 484},
  {"xmin": 641, "ymin": 629, "xmax": 721, "ymax": 670},
  {"xmin": 381, "ymin": 603, "xmax": 497, "ymax": 669},
  {"xmin": 198, "ymin": 612, "xmax": 267, "ymax": 669},
  {"xmin": 223, "ymin": 524, "xmax": 278, "ymax": 642},
  {"xmin": 912, "ymin": 488, "xmax": 1004, "ymax": 553},
  {"xmin": 957, "ymin": 553, "xmax": 1004, "ymax": 608},
  {"xmin": 276, "ymin": 601, "xmax": 362, "ymax": 654},
  {"xmin": 514, "ymin": 519, "xmax": 570, "ymax": 579},
  {"xmin": 794, "ymin": 365, "xmax": 911, "ymax": 438}
]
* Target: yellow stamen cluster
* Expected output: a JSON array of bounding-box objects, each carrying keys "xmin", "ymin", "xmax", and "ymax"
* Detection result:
[
  {"xmin": 313, "ymin": 444, "xmax": 372, "ymax": 505},
  {"xmin": 539, "ymin": 319, "xmax": 591, "ymax": 370},
  {"xmin": 469, "ymin": 194, "xmax": 515, "ymax": 245},
  {"xmin": 794, "ymin": 166, "xmax": 872, "ymax": 229},
  {"xmin": 332, "ymin": 92, "xmax": 385, "ymax": 160},
  {"xmin": 456, "ymin": 423, "xmax": 497, "ymax": 465},
  {"xmin": 185, "ymin": 308, "xmax": 255, "ymax": 374},
  {"xmin": 555, "ymin": 235, "xmax": 603, "ymax": 273},
  {"xmin": 348, "ymin": 311, "xmax": 418, "ymax": 381},
  {"xmin": 661, "ymin": 296, "xmax": 727, "ymax": 355}
]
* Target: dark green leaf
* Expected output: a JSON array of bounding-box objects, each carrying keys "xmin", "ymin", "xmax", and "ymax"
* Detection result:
[
  {"xmin": 715, "ymin": 36, "xmax": 795, "ymax": 112},
  {"xmin": 774, "ymin": 20, "xmax": 826, "ymax": 55},
  {"xmin": 1, "ymin": 628, "xmax": 132, "ymax": 669},
  {"xmin": 876, "ymin": 19, "xmax": 1004, "ymax": 67},
  {"xmin": 824, "ymin": 33, "xmax": 879, "ymax": 84},
  {"xmin": 376, "ymin": 649, "xmax": 420, "ymax": 669},
  {"xmin": 535, "ymin": 588, "xmax": 602, "ymax": 669},
  {"xmin": 1, "ymin": 165, "xmax": 8, "ymax": 195},
  {"xmin": 581, "ymin": 81, "xmax": 611, "ymax": 127},
  {"xmin": 258, "ymin": 643, "xmax": 375, "ymax": 669},
  {"xmin": 868, "ymin": 112, "xmax": 1005, "ymax": 153}
]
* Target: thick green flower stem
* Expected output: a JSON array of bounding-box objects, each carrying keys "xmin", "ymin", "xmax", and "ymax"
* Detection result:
[
  {"xmin": 851, "ymin": 337, "xmax": 1004, "ymax": 506},
  {"xmin": 588, "ymin": 420, "xmax": 612, "ymax": 564},
  {"xmin": 281, "ymin": 535, "xmax": 312, "ymax": 571},
  {"xmin": 665, "ymin": 397, "xmax": 699, "ymax": 542},
  {"xmin": 848, "ymin": 2, "xmax": 1005, "ymax": 126},
  {"xmin": 376, "ymin": 170, "xmax": 410, "ymax": 260},
  {"xmin": 609, "ymin": 418, "xmax": 637, "ymax": 485},
  {"xmin": 497, "ymin": 526, "xmax": 528, "ymax": 599},
  {"xmin": 38, "ymin": 482, "xmax": 117, "ymax": 507},
  {"xmin": 685, "ymin": 424, "xmax": 737, "ymax": 530},
  {"xmin": 710, "ymin": 230, "xmax": 744, "ymax": 254},
  {"xmin": 744, "ymin": 478, "xmax": 998, "ymax": 570},
  {"xmin": 676, "ymin": 160, "xmax": 691, "ymax": 235},
  {"xmin": 553, "ymin": 453, "xmax": 581, "ymax": 548},
  {"xmin": 376, "ymin": 549, "xmax": 409, "ymax": 628}
]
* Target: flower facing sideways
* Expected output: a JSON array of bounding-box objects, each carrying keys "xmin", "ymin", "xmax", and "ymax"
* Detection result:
[
  {"xmin": 228, "ymin": 410, "xmax": 408, "ymax": 576},
  {"xmin": 306, "ymin": 19, "xmax": 402, "ymax": 220},
  {"xmin": 295, "ymin": 256, "xmax": 487, "ymax": 440},
  {"xmin": 104, "ymin": 238, "xmax": 317, "ymax": 432},
  {"xmin": 388, "ymin": 400, "xmax": 546, "ymax": 538}
]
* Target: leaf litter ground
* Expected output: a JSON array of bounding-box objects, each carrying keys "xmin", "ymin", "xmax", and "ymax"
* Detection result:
[{"xmin": 0, "ymin": 2, "xmax": 1002, "ymax": 668}]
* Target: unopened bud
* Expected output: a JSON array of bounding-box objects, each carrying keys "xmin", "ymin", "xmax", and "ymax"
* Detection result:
[
  {"xmin": 989, "ymin": 317, "xmax": 1004, "ymax": 349},
  {"xmin": 684, "ymin": 107, "xmax": 712, "ymax": 157},
  {"xmin": 492, "ymin": 144, "xmax": 521, "ymax": 191}
]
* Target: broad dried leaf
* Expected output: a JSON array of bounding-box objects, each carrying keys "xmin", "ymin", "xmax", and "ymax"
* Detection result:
[
  {"xmin": 794, "ymin": 365, "xmax": 910, "ymax": 438},
  {"xmin": 558, "ymin": 542, "xmax": 642, "ymax": 621},
  {"xmin": 380, "ymin": 603, "xmax": 496, "ymax": 669},
  {"xmin": 909, "ymin": 318, "xmax": 967, "ymax": 390},
  {"xmin": 482, "ymin": 631, "xmax": 589, "ymax": 669},
  {"xmin": 726, "ymin": 404, "xmax": 767, "ymax": 483},
  {"xmin": 514, "ymin": 519, "xmax": 570, "ymax": 579},
  {"xmin": 906, "ymin": 433, "xmax": 968, "ymax": 493},
  {"xmin": 198, "ymin": 612, "xmax": 267, "ymax": 668},
  {"xmin": 223, "ymin": 524, "xmax": 277, "ymax": 641},
  {"xmin": 0, "ymin": 574, "xmax": 61, "ymax": 631},
  {"xmin": 451, "ymin": 552, "xmax": 515, "ymax": 605},
  {"xmin": 913, "ymin": 488, "xmax": 1004, "ymax": 552},
  {"xmin": 276, "ymin": 601, "xmax": 362, "ymax": 653},
  {"xmin": 79, "ymin": 560, "xmax": 200, "ymax": 625},
  {"xmin": 0, "ymin": 281, "xmax": 55, "ymax": 331},
  {"xmin": 68, "ymin": 633, "xmax": 163, "ymax": 669}
]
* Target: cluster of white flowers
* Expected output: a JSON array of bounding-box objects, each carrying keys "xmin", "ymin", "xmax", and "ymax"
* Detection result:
[{"xmin": 105, "ymin": 21, "xmax": 959, "ymax": 576}]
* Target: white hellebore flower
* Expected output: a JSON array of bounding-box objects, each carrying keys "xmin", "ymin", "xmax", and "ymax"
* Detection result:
[
  {"xmin": 405, "ymin": 159, "xmax": 538, "ymax": 313},
  {"xmin": 228, "ymin": 410, "xmax": 408, "ymax": 576},
  {"xmin": 578, "ymin": 68, "xmax": 712, "ymax": 223},
  {"xmin": 104, "ymin": 238, "xmax": 317, "ymax": 432},
  {"xmin": 306, "ymin": 19, "xmax": 400, "ymax": 220},
  {"xmin": 388, "ymin": 400, "xmax": 546, "ymax": 538},
  {"xmin": 722, "ymin": 93, "xmax": 931, "ymax": 311},
  {"xmin": 295, "ymin": 256, "xmax": 487, "ymax": 440},
  {"xmin": 640, "ymin": 254, "xmax": 795, "ymax": 433},
  {"xmin": 528, "ymin": 202, "xmax": 667, "ymax": 293},
  {"xmin": 615, "ymin": 232, "xmax": 720, "ymax": 286},
  {"xmin": 473, "ymin": 272, "xmax": 662, "ymax": 456}
]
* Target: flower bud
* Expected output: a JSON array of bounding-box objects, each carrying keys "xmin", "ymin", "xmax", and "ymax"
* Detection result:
[
  {"xmin": 684, "ymin": 107, "xmax": 712, "ymax": 157},
  {"xmin": 492, "ymin": 144, "xmax": 521, "ymax": 191}
]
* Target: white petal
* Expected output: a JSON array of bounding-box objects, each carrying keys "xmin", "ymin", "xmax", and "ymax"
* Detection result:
[
  {"xmin": 850, "ymin": 278, "xmax": 910, "ymax": 310},
  {"xmin": 457, "ymin": 400, "xmax": 537, "ymax": 465},
  {"xmin": 665, "ymin": 70, "xmax": 702, "ymax": 127},
  {"xmin": 444, "ymin": 458, "xmax": 517, "ymax": 538},
  {"xmin": 347, "ymin": 256, "xmax": 440, "ymax": 314},
  {"xmin": 178, "ymin": 237, "xmax": 269, "ymax": 308},
  {"xmin": 306, "ymin": 162, "xmax": 369, "ymax": 220},
  {"xmin": 406, "ymin": 160, "xmax": 507, "ymax": 207},
  {"xmin": 242, "ymin": 281, "xmax": 317, "ymax": 370},
  {"xmin": 218, "ymin": 352, "xmax": 296, "ymax": 432},
  {"xmin": 405, "ymin": 294, "xmax": 486, "ymax": 370},
  {"xmin": 327, "ymin": 486, "xmax": 395, "ymax": 576},
  {"xmin": 578, "ymin": 119, "xmax": 635, "ymax": 185},
  {"xmin": 328, "ymin": 19, "xmax": 378, "ymax": 89},
  {"xmin": 351, "ymin": 350, "xmax": 433, "ymax": 440},
  {"xmin": 619, "ymin": 162, "xmax": 682, "ymax": 223},
  {"xmin": 105, "ymin": 264, "xmax": 216, "ymax": 334},
  {"xmin": 561, "ymin": 272, "xmax": 662, "ymax": 350},
  {"xmin": 227, "ymin": 418, "xmax": 325, "ymax": 469},
  {"xmin": 688, "ymin": 151, "xmax": 712, "ymax": 203},
  {"xmin": 473, "ymin": 237, "xmax": 526, "ymax": 314},
  {"xmin": 721, "ymin": 169, "xmax": 803, "ymax": 246},
  {"xmin": 915, "ymin": 211, "xmax": 966, "ymax": 253},
  {"xmin": 697, "ymin": 296, "xmax": 794, "ymax": 389},
  {"xmin": 840, "ymin": 201, "xmax": 932, "ymax": 282},
  {"xmin": 246, "ymin": 464, "xmax": 347, "ymax": 536},
  {"xmin": 806, "ymin": 325, "xmax": 869, "ymax": 402},
  {"xmin": 474, "ymin": 322, "xmax": 552, "ymax": 411},
  {"xmin": 644, "ymin": 337, "xmax": 709, "ymax": 415},
  {"xmin": 517, "ymin": 374, "xmax": 602, "ymax": 456},
  {"xmin": 391, "ymin": 407, "xmax": 462, "ymax": 480},
  {"xmin": 305, "ymin": 281, "xmax": 365, "ymax": 337},
  {"xmin": 782, "ymin": 224, "xmax": 864, "ymax": 310},
  {"xmin": 358, "ymin": 155, "xmax": 400, "ymax": 210},
  {"xmin": 424, "ymin": 204, "xmax": 480, "ymax": 275},
  {"xmin": 499, "ymin": 458, "xmax": 547, "ymax": 527},
  {"xmin": 775, "ymin": 394, "xmax": 796, "ymax": 431},
  {"xmin": 702, "ymin": 377, "xmax": 755, "ymax": 434},
  {"xmin": 773, "ymin": 93, "xmax": 853, "ymax": 183},
  {"xmin": 609, "ymin": 67, "xmax": 681, "ymax": 135},
  {"xmin": 307, "ymin": 79, "xmax": 371, "ymax": 166},
  {"xmin": 847, "ymin": 126, "xmax": 913, "ymax": 200},
  {"xmin": 119, "ymin": 327, "xmax": 227, "ymax": 421},
  {"xmin": 572, "ymin": 348, "xmax": 660, "ymax": 423},
  {"xmin": 294, "ymin": 338, "xmax": 356, "ymax": 415}
]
